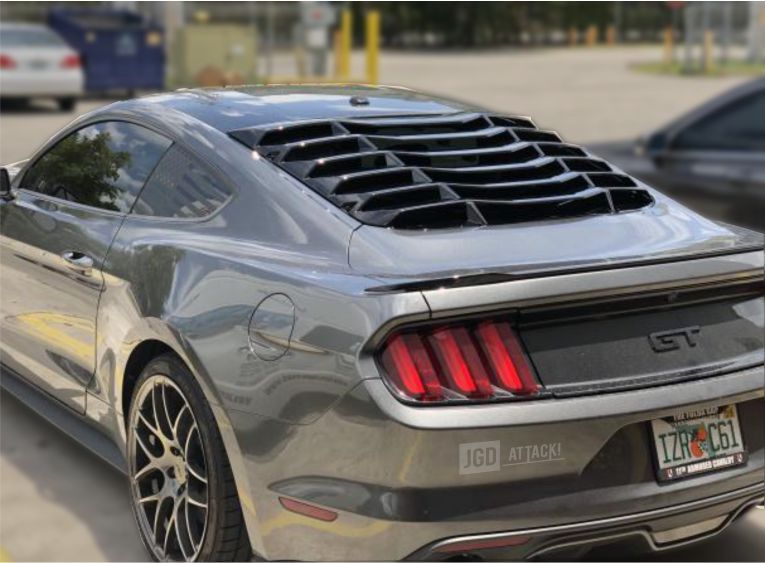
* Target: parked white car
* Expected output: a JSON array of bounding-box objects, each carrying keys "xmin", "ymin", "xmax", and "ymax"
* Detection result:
[{"xmin": 0, "ymin": 23, "xmax": 84, "ymax": 111}]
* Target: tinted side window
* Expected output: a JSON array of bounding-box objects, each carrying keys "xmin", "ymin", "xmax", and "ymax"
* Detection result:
[
  {"xmin": 21, "ymin": 121, "xmax": 171, "ymax": 212},
  {"xmin": 132, "ymin": 146, "xmax": 233, "ymax": 218},
  {"xmin": 672, "ymin": 92, "xmax": 765, "ymax": 152}
]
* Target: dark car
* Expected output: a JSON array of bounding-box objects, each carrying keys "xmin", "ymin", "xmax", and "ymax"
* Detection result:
[
  {"xmin": 591, "ymin": 77, "xmax": 764, "ymax": 232},
  {"xmin": 1, "ymin": 85, "xmax": 763, "ymax": 562}
]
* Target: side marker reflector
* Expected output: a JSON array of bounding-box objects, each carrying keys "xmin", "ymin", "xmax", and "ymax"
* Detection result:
[{"xmin": 279, "ymin": 497, "xmax": 338, "ymax": 522}]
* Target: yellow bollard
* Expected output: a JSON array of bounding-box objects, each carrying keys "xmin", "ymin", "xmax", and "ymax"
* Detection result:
[
  {"xmin": 663, "ymin": 27, "xmax": 674, "ymax": 66},
  {"xmin": 586, "ymin": 25, "xmax": 598, "ymax": 46},
  {"xmin": 333, "ymin": 30, "xmax": 342, "ymax": 78},
  {"xmin": 365, "ymin": 11, "xmax": 380, "ymax": 84},
  {"xmin": 606, "ymin": 25, "xmax": 616, "ymax": 46},
  {"xmin": 703, "ymin": 30, "xmax": 715, "ymax": 74},
  {"xmin": 339, "ymin": 9, "xmax": 352, "ymax": 81}
]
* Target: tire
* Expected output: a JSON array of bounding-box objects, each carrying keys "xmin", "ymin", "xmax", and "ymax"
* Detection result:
[
  {"xmin": 127, "ymin": 354, "xmax": 252, "ymax": 561},
  {"xmin": 57, "ymin": 97, "xmax": 76, "ymax": 112}
]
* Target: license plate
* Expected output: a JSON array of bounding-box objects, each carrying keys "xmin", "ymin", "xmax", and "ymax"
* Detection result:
[
  {"xmin": 26, "ymin": 60, "xmax": 51, "ymax": 70},
  {"xmin": 650, "ymin": 404, "xmax": 746, "ymax": 482}
]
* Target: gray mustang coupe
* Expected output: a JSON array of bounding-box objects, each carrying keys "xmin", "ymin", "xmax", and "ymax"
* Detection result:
[{"xmin": 0, "ymin": 85, "xmax": 763, "ymax": 562}]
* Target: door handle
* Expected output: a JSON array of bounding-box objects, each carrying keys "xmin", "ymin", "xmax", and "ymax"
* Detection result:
[{"xmin": 61, "ymin": 250, "xmax": 94, "ymax": 275}]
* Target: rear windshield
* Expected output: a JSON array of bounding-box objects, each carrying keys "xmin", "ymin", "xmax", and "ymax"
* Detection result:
[{"xmin": 0, "ymin": 28, "xmax": 66, "ymax": 47}]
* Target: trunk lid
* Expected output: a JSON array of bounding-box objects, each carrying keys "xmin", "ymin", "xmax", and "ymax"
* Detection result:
[
  {"xmin": 349, "ymin": 192, "xmax": 763, "ymax": 280},
  {"xmin": 518, "ymin": 279, "xmax": 764, "ymax": 396}
]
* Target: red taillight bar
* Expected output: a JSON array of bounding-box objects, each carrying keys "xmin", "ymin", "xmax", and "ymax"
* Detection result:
[
  {"xmin": 477, "ymin": 321, "xmax": 538, "ymax": 394},
  {"xmin": 0, "ymin": 54, "xmax": 16, "ymax": 69},
  {"xmin": 60, "ymin": 54, "xmax": 81, "ymax": 69},
  {"xmin": 379, "ymin": 320, "xmax": 539, "ymax": 403}
]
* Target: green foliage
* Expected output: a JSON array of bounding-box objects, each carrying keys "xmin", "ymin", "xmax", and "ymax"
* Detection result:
[
  {"xmin": 24, "ymin": 131, "xmax": 130, "ymax": 211},
  {"xmin": 352, "ymin": 2, "xmax": 673, "ymax": 47}
]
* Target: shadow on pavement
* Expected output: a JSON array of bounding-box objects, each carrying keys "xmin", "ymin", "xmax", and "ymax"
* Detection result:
[{"xmin": 0, "ymin": 390, "xmax": 146, "ymax": 561}]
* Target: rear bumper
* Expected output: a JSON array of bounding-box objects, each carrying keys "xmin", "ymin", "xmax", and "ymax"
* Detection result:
[
  {"xmin": 236, "ymin": 365, "xmax": 764, "ymax": 560},
  {"xmin": 0, "ymin": 69, "xmax": 83, "ymax": 97},
  {"xmin": 412, "ymin": 483, "xmax": 764, "ymax": 560}
]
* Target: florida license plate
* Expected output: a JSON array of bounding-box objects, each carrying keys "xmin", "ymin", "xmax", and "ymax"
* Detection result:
[{"xmin": 650, "ymin": 405, "xmax": 746, "ymax": 482}]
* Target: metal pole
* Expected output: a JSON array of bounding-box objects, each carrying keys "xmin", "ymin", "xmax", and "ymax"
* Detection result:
[
  {"xmin": 683, "ymin": 3, "xmax": 694, "ymax": 72},
  {"xmin": 266, "ymin": 1, "xmax": 275, "ymax": 78},
  {"xmin": 613, "ymin": 1, "xmax": 622, "ymax": 43},
  {"xmin": 339, "ymin": 9, "xmax": 352, "ymax": 81},
  {"xmin": 721, "ymin": 1, "xmax": 732, "ymax": 65},
  {"xmin": 749, "ymin": 1, "xmax": 765, "ymax": 63},
  {"xmin": 701, "ymin": 1, "xmax": 713, "ymax": 74},
  {"xmin": 163, "ymin": 1, "xmax": 185, "ymax": 88}
]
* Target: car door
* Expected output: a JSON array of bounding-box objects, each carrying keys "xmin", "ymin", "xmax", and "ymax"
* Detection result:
[
  {"xmin": 0, "ymin": 120, "xmax": 171, "ymax": 412},
  {"xmin": 657, "ymin": 90, "xmax": 765, "ymax": 193}
]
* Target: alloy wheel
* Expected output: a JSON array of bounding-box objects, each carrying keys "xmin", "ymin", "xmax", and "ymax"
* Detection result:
[{"xmin": 129, "ymin": 375, "xmax": 209, "ymax": 561}]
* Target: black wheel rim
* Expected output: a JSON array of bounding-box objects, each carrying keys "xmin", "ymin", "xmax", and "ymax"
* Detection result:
[{"xmin": 129, "ymin": 376, "xmax": 209, "ymax": 561}]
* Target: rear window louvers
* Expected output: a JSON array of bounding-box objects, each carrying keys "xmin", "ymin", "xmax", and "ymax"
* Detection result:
[{"xmin": 230, "ymin": 112, "xmax": 653, "ymax": 229}]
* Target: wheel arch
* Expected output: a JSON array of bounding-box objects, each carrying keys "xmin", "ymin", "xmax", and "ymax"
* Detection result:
[
  {"xmin": 117, "ymin": 334, "xmax": 267, "ymax": 559},
  {"xmin": 121, "ymin": 339, "xmax": 176, "ymax": 425}
]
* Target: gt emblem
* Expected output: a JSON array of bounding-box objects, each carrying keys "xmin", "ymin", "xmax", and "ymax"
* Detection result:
[{"xmin": 648, "ymin": 326, "xmax": 701, "ymax": 353}]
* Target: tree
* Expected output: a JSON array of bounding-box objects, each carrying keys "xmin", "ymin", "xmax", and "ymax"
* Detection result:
[{"xmin": 23, "ymin": 132, "xmax": 130, "ymax": 211}]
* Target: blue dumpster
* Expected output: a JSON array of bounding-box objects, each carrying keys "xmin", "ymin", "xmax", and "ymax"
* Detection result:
[{"xmin": 48, "ymin": 8, "xmax": 165, "ymax": 94}]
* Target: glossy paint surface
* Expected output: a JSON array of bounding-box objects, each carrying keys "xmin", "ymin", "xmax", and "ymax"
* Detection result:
[
  {"xmin": 0, "ymin": 86, "xmax": 763, "ymax": 560},
  {"xmin": 0, "ymin": 191, "xmax": 124, "ymax": 412}
]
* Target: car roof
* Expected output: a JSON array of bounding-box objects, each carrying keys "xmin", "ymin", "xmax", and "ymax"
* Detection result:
[
  {"xmin": 653, "ymin": 76, "xmax": 764, "ymax": 136},
  {"xmin": 129, "ymin": 85, "xmax": 483, "ymax": 132}
]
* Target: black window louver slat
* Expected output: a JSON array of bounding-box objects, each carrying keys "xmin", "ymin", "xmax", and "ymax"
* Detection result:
[
  {"xmin": 610, "ymin": 188, "xmax": 654, "ymax": 210},
  {"xmin": 230, "ymin": 112, "xmax": 653, "ymax": 229},
  {"xmin": 488, "ymin": 115, "xmax": 536, "ymax": 129},
  {"xmin": 259, "ymin": 121, "xmax": 344, "ymax": 146},
  {"xmin": 389, "ymin": 201, "xmax": 484, "ymax": 229},
  {"xmin": 395, "ymin": 144, "xmax": 540, "ymax": 168},
  {"xmin": 538, "ymin": 144, "xmax": 587, "ymax": 158},
  {"xmin": 514, "ymin": 129, "xmax": 562, "ymax": 143},
  {"xmin": 341, "ymin": 114, "xmax": 491, "ymax": 136},
  {"xmin": 333, "ymin": 168, "xmax": 429, "ymax": 195},
  {"xmin": 307, "ymin": 152, "xmax": 400, "ymax": 178},
  {"xmin": 588, "ymin": 173, "xmax": 638, "ymax": 188},
  {"xmin": 477, "ymin": 191, "xmax": 612, "ymax": 225},
  {"xmin": 368, "ymin": 128, "xmax": 515, "ymax": 153},
  {"xmin": 282, "ymin": 135, "xmax": 375, "ymax": 161},
  {"xmin": 450, "ymin": 175, "xmax": 591, "ymax": 201},
  {"xmin": 425, "ymin": 160, "xmax": 565, "ymax": 184},
  {"xmin": 564, "ymin": 158, "xmax": 612, "ymax": 173},
  {"xmin": 358, "ymin": 184, "xmax": 455, "ymax": 212}
]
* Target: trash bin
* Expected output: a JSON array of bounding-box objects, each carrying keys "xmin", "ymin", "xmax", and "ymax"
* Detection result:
[{"xmin": 48, "ymin": 8, "xmax": 165, "ymax": 95}]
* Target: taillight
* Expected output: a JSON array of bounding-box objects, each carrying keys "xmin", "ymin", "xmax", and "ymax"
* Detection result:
[
  {"xmin": 0, "ymin": 54, "xmax": 16, "ymax": 69},
  {"xmin": 60, "ymin": 54, "xmax": 80, "ymax": 69},
  {"xmin": 378, "ymin": 320, "xmax": 540, "ymax": 403}
]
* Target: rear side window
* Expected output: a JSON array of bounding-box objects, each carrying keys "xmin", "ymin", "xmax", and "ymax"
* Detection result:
[
  {"xmin": 0, "ymin": 27, "xmax": 66, "ymax": 47},
  {"xmin": 132, "ymin": 146, "xmax": 232, "ymax": 218},
  {"xmin": 21, "ymin": 121, "xmax": 171, "ymax": 212},
  {"xmin": 672, "ymin": 91, "xmax": 765, "ymax": 152}
]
